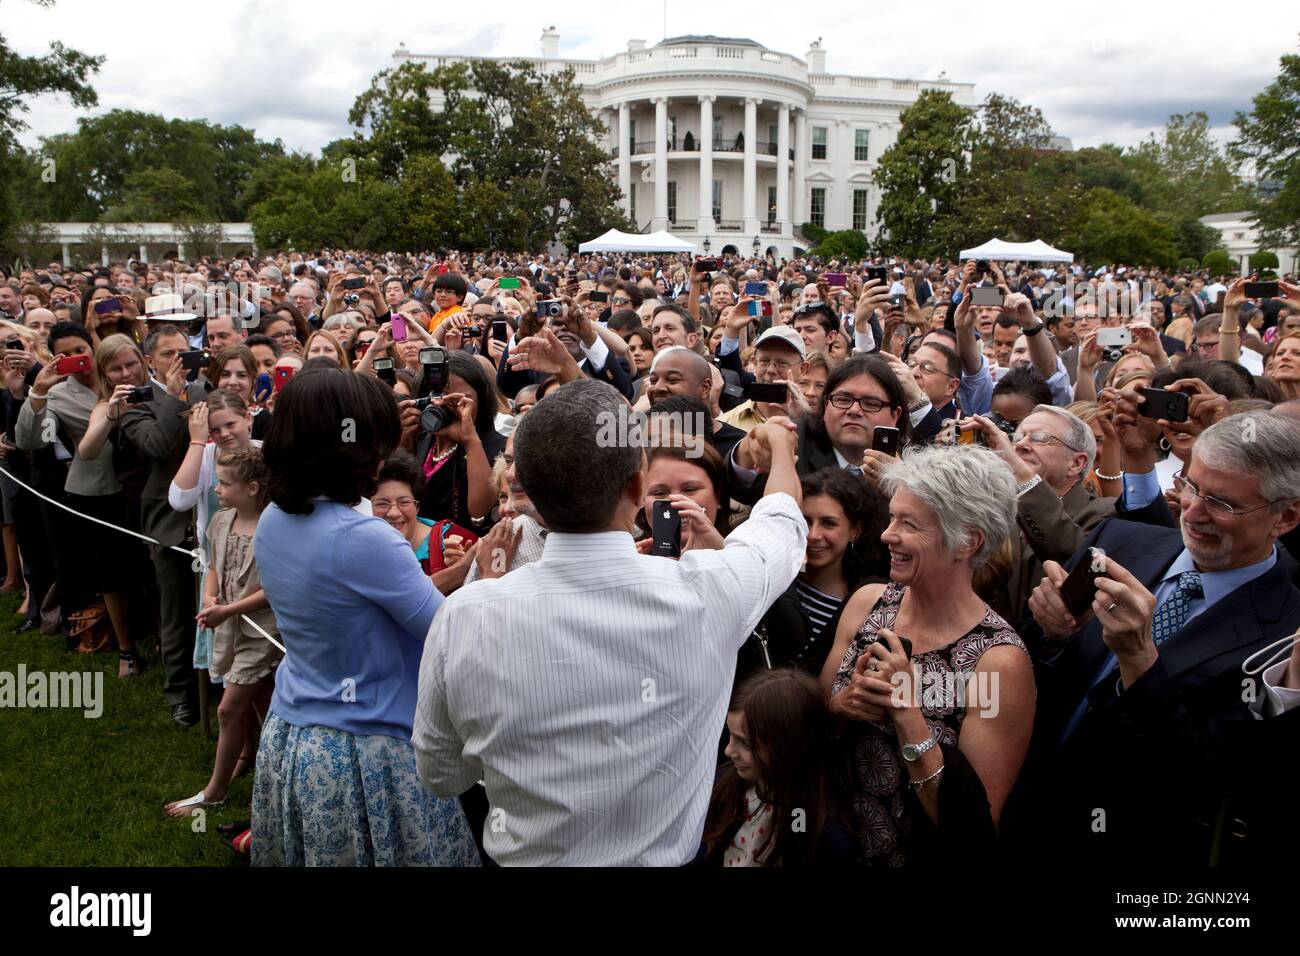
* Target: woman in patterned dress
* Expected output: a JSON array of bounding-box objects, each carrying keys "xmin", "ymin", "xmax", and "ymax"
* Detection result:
[{"xmin": 819, "ymin": 444, "xmax": 1036, "ymax": 867}]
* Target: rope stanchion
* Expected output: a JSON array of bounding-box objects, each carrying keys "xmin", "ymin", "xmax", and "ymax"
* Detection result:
[{"xmin": 0, "ymin": 465, "xmax": 201, "ymax": 562}]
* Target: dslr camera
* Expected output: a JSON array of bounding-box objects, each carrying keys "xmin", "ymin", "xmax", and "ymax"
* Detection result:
[{"xmin": 412, "ymin": 396, "xmax": 454, "ymax": 434}]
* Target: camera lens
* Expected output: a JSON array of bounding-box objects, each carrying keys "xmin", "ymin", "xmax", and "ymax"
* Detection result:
[{"xmin": 419, "ymin": 401, "xmax": 454, "ymax": 434}]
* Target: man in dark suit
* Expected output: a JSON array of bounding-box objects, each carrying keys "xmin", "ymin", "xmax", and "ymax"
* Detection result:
[
  {"xmin": 120, "ymin": 323, "xmax": 208, "ymax": 725},
  {"xmin": 1010, "ymin": 410, "xmax": 1300, "ymax": 866},
  {"xmin": 497, "ymin": 299, "xmax": 632, "ymax": 401}
]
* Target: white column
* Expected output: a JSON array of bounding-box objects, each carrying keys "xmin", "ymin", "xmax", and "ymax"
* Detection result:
[
  {"xmin": 776, "ymin": 102, "xmax": 791, "ymax": 237},
  {"xmin": 61, "ymin": 243, "xmax": 71, "ymax": 267},
  {"xmin": 176, "ymin": 240, "xmax": 186, "ymax": 262},
  {"xmin": 653, "ymin": 97, "xmax": 669, "ymax": 231},
  {"xmin": 792, "ymin": 109, "xmax": 808, "ymax": 225},
  {"xmin": 618, "ymin": 101, "xmax": 632, "ymax": 218},
  {"xmin": 100, "ymin": 245, "xmax": 109, "ymax": 267},
  {"xmin": 742, "ymin": 98, "xmax": 759, "ymax": 234},
  {"xmin": 697, "ymin": 95, "xmax": 715, "ymax": 232},
  {"xmin": 138, "ymin": 243, "xmax": 148, "ymax": 263}
]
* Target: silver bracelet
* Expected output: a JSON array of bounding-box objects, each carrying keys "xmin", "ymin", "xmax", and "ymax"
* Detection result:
[{"xmin": 910, "ymin": 764, "xmax": 945, "ymax": 790}]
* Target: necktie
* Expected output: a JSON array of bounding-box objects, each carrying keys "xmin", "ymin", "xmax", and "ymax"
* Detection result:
[
  {"xmin": 847, "ymin": 465, "xmax": 864, "ymax": 477},
  {"xmin": 1150, "ymin": 570, "xmax": 1202, "ymax": 645}
]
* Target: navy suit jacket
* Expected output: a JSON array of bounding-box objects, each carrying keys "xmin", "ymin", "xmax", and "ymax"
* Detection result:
[
  {"xmin": 1011, "ymin": 517, "xmax": 1300, "ymax": 866},
  {"xmin": 496, "ymin": 339, "xmax": 634, "ymax": 401}
]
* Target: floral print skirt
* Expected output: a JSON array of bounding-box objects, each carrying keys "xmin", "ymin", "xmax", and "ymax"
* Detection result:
[{"xmin": 252, "ymin": 711, "xmax": 481, "ymax": 867}]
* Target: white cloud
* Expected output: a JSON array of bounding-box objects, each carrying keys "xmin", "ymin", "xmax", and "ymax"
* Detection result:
[{"xmin": 9, "ymin": 0, "xmax": 1298, "ymax": 155}]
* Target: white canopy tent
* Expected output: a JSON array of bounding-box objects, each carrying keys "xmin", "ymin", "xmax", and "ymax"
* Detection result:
[
  {"xmin": 578, "ymin": 229, "xmax": 698, "ymax": 254},
  {"xmin": 958, "ymin": 238, "xmax": 1073, "ymax": 263}
]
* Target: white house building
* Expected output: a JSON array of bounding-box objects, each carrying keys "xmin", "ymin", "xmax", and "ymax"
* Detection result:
[
  {"xmin": 1198, "ymin": 212, "xmax": 1299, "ymax": 277},
  {"xmin": 394, "ymin": 31, "xmax": 976, "ymax": 258}
]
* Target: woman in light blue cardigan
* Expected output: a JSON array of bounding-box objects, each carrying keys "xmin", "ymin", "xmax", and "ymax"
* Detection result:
[{"xmin": 252, "ymin": 362, "xmax": 478, "ymax": 867}]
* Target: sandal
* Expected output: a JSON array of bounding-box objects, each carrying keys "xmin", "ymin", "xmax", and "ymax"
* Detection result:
[
  {"xmin": 118, "ymin": 651, "xmax": 142, "ymax": 678},
  {"xmin": 163, "ymin": 790, "xmax": 227, "ymax": 817},
  {"xmin": 224, "ymin": 828, "xmax": 252, "ymax": 855}
]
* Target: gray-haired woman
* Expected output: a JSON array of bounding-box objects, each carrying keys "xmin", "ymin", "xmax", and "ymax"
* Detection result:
[{"xmin": 818, "ymin": 444, "xmax": 1036, "ymax": 867}]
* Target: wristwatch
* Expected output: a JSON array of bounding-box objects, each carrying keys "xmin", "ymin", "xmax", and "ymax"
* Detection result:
[
  {"xmin": 900, "ymin": 729, "xmax": 938, "ymax": 763},
  {"xmin": 1022, "ymin": 319, "xmax": 1046, "ymax": 336},
  {"xmin": 908, "ymin": 395, "xmax": 931, "ymax": 413}
]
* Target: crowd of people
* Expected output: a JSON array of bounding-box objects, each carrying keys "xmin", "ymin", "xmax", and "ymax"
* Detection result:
[{"xmin": 1, "ymin": 246, "xmax": 1298, "ymax": 867}]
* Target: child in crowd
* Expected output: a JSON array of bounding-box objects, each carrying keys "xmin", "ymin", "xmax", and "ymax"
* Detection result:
[
  {"xmin": 165, "ymin": 449, "xmax": 280, "ymax": 817},
  {"xmin": 699, "ymin": 668, "xmax": 855, "ymax": 867}
]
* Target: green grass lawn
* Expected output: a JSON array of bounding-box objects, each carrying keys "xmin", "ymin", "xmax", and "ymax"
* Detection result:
[{"xmin": 0, "ymin": 591, "xmax": 250, "ymax": 866}]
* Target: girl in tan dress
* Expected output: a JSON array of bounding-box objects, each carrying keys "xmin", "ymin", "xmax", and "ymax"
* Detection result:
[{"xmin": 165, "ymin": 448, "xmax": 281, "ymax": 817}]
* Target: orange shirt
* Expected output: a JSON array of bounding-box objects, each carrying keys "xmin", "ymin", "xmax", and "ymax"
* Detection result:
[{"xmin": 427, "ymin": 305, "xmax": 464, "ymax": 332}]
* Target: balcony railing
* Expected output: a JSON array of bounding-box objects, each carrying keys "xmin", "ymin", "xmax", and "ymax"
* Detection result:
[
  {"xmin": 761, "ymin": 222, "xmax": 781, "ymax": 233},
  {"xmin": 715, "ymin": 220, "xmax": 742, "ymax": 231},
  {"xmin": 756, "ymin": 141, "xmax": 778, "ymax": 156},
  {"xmin": 632, "ymin": 140, "xmax": 656, "ymax": 154},
  {"xmin": 713, "ymin": 139, "xmax": 744, "ymax": 153}
]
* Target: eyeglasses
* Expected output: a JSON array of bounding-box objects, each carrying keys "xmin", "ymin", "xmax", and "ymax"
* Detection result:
[
  {"xmin": 1172, "ymin": 475, "xmax": 1273, "ymax": 517},
  {"xmin": 1012, "ymin": 429, "xmax": 1080, "ymax": 452},
  {"xmin": 907, "ymin": 358, "xmax": 959, "ymax": 380},
  {"xmin": 1191, "ymin": 339, "xmax": 1219, "ymax": 353},
  {"xmin": 827, "ymin": 393, "xmax": 892, "ymax": 413},
  {"xmin": 611, "ymin": 296, "xmax": 632, "ymax": 305},
  {"xmin": 371, "ymin": 496, "xmax": 416, "ymax": 512},
  {"xmin": 754, "ymin": 356, "xmax": 798, "ymax": 372},
  {"xmin": 269, "ymin": 330, "xmax": 298, "ymax": 341}
]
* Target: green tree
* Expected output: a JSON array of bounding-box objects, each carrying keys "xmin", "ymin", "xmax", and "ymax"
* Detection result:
[
  {"xmin": 1127, "ymin": 113, "xmax": 1248, "ymax": 217},
  {"xmin": 1202, "ymin": 249, "xmax": 1235, "ymax": 275},
  {"xmin": 1232, "ymin": 44, "xmax": 1300, "ymax": 247},
  {"xmin": 1066, "ymin": 188, "xmax": 1179, "ymax": 266},
  {"xmin": 350, "ymin": 58, "xmax": 632, "ymax": 249},
  {"xmin": 811, "ymin": 230, "xmax": 870, "ymax": 261},
  {"xmin": 874, "ymin": 89, "xmax": 971, "ymax": 258},
  {"xmin": 1250, "ymin": 250, "xmax": 1279, "ymax": 273},
  {"xmin": 247, "ymin": 156, "xmax": 406, "ymax": 251},
  {"xmin": 103, "ymin": 167, "xmax": 205, "ymax": 221},
  {"xmin": 0, "ymin": 0, "xmax": 103, "ymax": 244}
]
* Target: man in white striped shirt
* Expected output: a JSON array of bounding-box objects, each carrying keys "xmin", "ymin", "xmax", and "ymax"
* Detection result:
[{"xmin": 414, "ymin": 378, "xmax": 807, "ymax": 865}]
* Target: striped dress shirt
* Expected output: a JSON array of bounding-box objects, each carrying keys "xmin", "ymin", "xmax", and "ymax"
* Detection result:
[{"xmin": 413, "ymin": 492, "xmax": 807, "ymax": 866}]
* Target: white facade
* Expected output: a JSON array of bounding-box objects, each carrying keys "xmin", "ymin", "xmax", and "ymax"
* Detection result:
[
  {"xmin": 1198, "ymin": 212, "xmax": 1299, "ymax": 277},
  {"xmin": 394, "ymin": 32, "xmax": 976, "ymax": 258}
]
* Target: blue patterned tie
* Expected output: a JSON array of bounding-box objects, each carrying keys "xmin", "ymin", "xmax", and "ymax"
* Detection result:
[{"xmin": 1150, "ymin": 571, "xmax": 1203, "ymax": 645}]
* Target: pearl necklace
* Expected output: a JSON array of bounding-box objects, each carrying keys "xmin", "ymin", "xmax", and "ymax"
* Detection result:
[{"xmin": 428, "ymin": 442, "xmax": 459, "ymax": 466}]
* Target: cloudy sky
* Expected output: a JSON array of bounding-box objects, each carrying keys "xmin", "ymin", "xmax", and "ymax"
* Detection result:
[{"xmin": 9, "ymin": 0, "xmax": 1298, "ymax": 155}]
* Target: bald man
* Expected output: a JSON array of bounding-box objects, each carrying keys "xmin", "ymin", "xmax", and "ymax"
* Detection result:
[
  {"xmin": 645, "ymin": 347, "xmax": 745, "ymax": 460},
  {"xmin": 23, "ymin": 307, "xmax": 57, "ymax": 345}
]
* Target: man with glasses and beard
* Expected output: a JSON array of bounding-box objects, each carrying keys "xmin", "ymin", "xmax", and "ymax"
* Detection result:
[{"xmin": 1012, "ymin": 410, "xmax": 1300, "ymax": 866}]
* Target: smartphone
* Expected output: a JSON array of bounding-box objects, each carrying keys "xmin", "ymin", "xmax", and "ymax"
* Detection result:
[
  {"xmin": 498, "ymin": 277, "xmax": 521, "ymax": 290},
  {"xmin": 1137, "ymin": 386, "xmax": 1190, "ymax": 423},
  {"xmin": 354, "ymin": 340, "xmax": 372, "ymax": 358},
  {"xmin": 694, "ymin": 258, "xmax": 719, "ymax": 273},
  {"xmin": 273, "ymin": 365, "xmax": 295, "ymax": 393},
  {"xmin": 825, "ymin": 273, "xmax": 847, "ymax": 288},
  {"xmin": 651, "ymin": 499, "xmax": 682, "ymax": 558},
  {"xmin": 748, "ymin": 300, "xmax": 763, "ymax": 318},
  {"xmin": 870, "ymin": 426, "xmax": 900, "ymax": 456},
  {"xmin": 180, "ymin": 349, "xmax": 209, "ymax": 371},
  {"xmin": 492, "ymin": 319, "xmax": 510, "ymax": 344},
  {"xmin": 743, "ymin": 281, "xmax": 768, "ymax": 297},
  {"xmin": 970, "ymin": 286, "xmax": 1004, "ymax": 308},
  {"xmin": 252, "ymin": 372, "xmax": 272, "ymax": 403},
  {"xmin": 1244, "ymin": 281, "xmax": 1278, "ymax": 298},
  {"xmin": 122, "ymin": 384, "xmax": 153, "ymax": 405},
  {"xmin": 1060, "ymin": 547, "xmax": 1107, "ymax": 617},
  {"xmin": 1094, "ymin": 327, "xmax": 1129, "ymax": 348},
  {"xmin": 373, "ymin": 357, "xmax": 396, "ymax": 386},
  {"xmin": 343, "ymin": 277, "xmax": 366, "ymax": 290},
  {"xmin": 391, "ymin": 312, "xmax": 407, "ymax": 342},
  {"xmin": 419, "ymin": 345, "xmax": 448, "ymax": 396},
  {"xmin": 865, "ymin": 266, "xmax": 888, "ymax": 285},
  {"xmin": 744, "ymin": 382, "xmax": 789, "ymax": 404},
  {"xmin": 589, "ymin": 290, "xmax": 609, "ymax": 303},
  {"xmin": 94, "ymin": 298, "xmax": 122, "ymax": 316},
  {"xmin": 956, "ymin": 425, "xmax": 982, "ymax": 446},
  {"xmin": 875, "ymin": 633, "xmax": 913, "ymax": 660}
]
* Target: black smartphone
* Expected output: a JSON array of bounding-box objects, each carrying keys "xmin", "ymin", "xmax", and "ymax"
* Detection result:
[
  {"xmin": 1060, "ymin": 547, "xmax": 1107, "ymax": 617},
  {"xmin": 870, "ymin": 425, "xmax": 900, "ymax": 456},
  {"xmin": 373, "ymin": 357, "xmax": 396, "ymax": 385},
  {"xmin": 651, "ymin": 499, "xmax": 682, "ymax": 558},
  {"xmin": 1244, "ymin": 281, "xmax": 1278, "ymax": 298},
  {"xmin": 492, "ymin": 319, "xmax": 510, "ymax": 344},
  {"xmin": 125, "ymin": 385, "xmax": 153, "ymax": 404},
  {"xmin": 1137, "ymin": 387, "xmax": 1190, "ymax": 423},
  {"xmin": 343, "ymin": 277, "xmax": 366, "ymax": 290},
  {"xmin": 873, "ymin": 633, "xmax": 913, "ymax": 660},
  {"xmin": 744, "ymin": 381, "xmax": 789, "ymax": 404},
  {"xmin": 970, "ymin": 286, "xmax": 1004, "ymax": 307},
  {"xmin": 694, "ymin": 258, "xmax": 719, "ymax": 273},
  {"xmin": 419, "ymin": 346, "xmax": 448, "ymax": 396},
  {"xmin": 865, "ymin": 266, "xmax": 888, "ymax": 285},
  {"xmin": 590, "ymin": 290, "xmax": 609, "ymax": 303}
]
